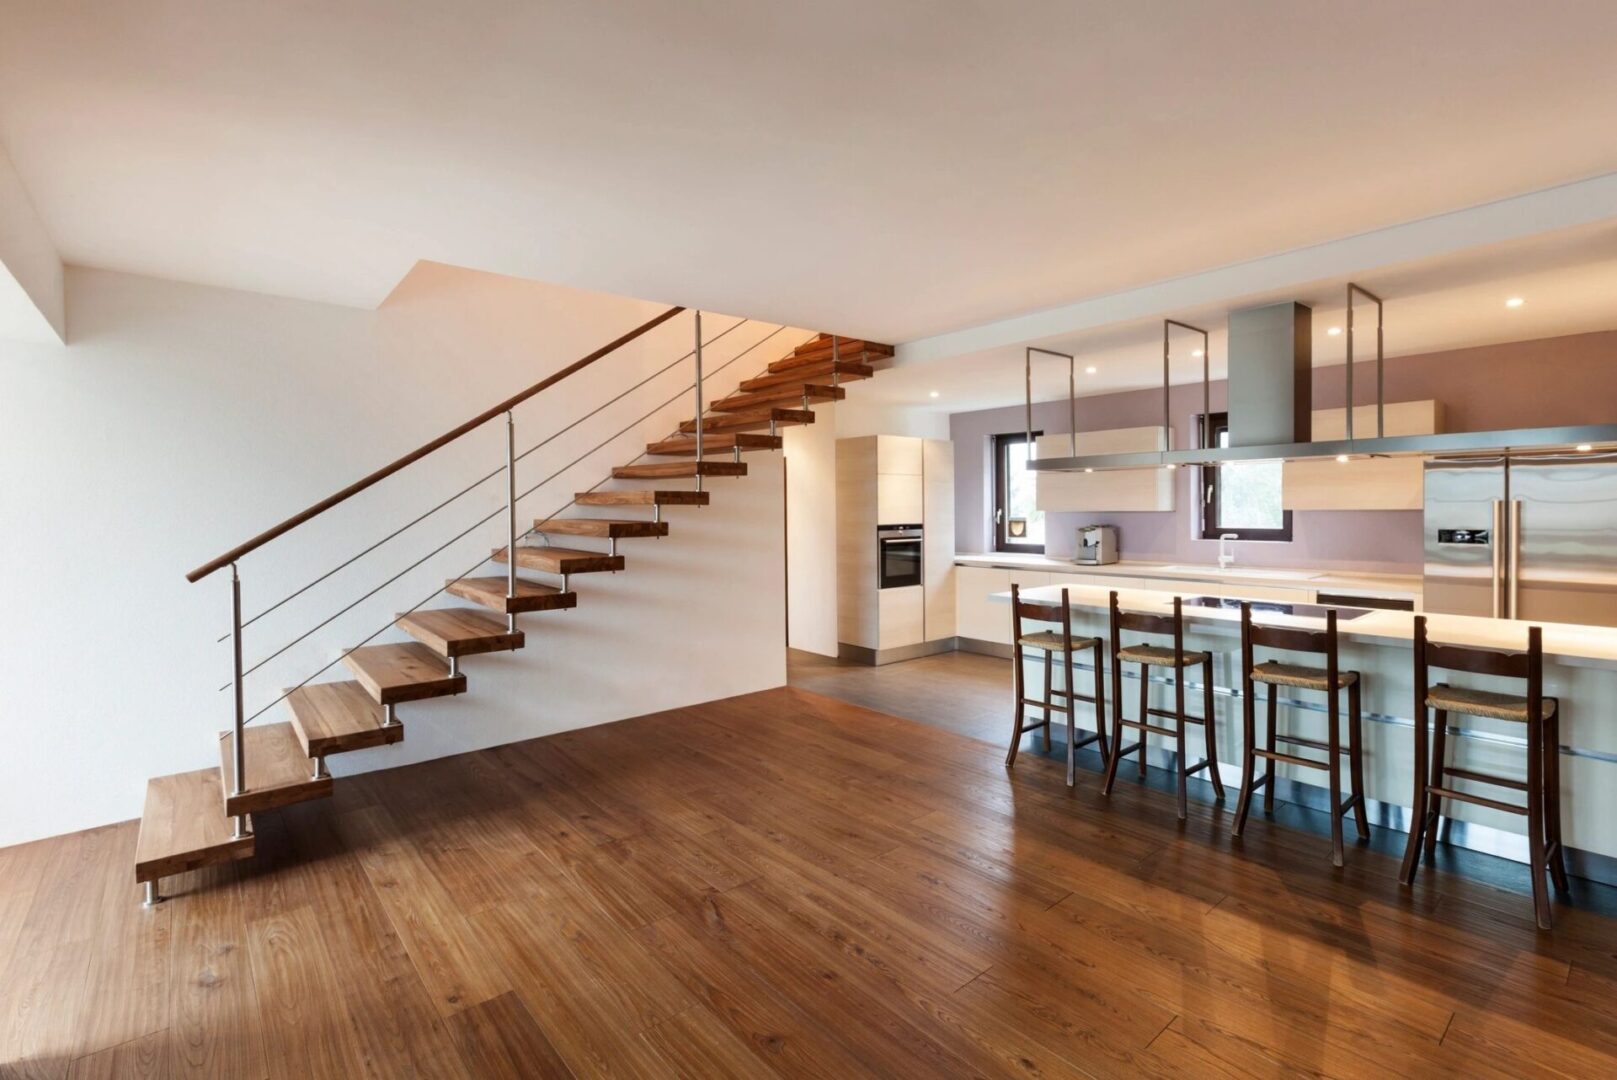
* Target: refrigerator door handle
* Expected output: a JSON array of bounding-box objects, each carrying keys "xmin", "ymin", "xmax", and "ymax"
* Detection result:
[
  {"xmin": 1508, "ymin": 499, "xmax": 1523, "ymax": 620},
  {"xmin": 1491, "ymin": 499, "xmax": 1505, "ymax": 619}
]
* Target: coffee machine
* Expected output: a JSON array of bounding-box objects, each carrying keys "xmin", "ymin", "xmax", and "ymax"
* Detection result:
[{"xmin": 1075, "ymin": 525, "xmax": 1118, "ymax": 565}]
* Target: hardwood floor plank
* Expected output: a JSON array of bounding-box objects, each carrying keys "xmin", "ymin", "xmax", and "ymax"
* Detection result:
[
  {"xmin": 446, "ymin": 991, "xmax": 574, "ymax": 1080},
  {"xmin": 13, "ymin": 678, "xmax": 1617, "ymax": 1076},
  {"xmin": 245, "ymin": 903, "xmax": 364, "ymax": 1079}
]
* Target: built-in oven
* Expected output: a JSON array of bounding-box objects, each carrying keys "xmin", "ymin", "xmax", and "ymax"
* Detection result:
[{"xmin": 877, "ymin": 525, "xmax": 924, "ymax": 589}]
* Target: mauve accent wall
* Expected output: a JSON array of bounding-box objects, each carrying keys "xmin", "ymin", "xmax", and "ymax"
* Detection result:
[{"xmin": 950, "ymin": 330, "xmax": 1617, "ymax": 574}]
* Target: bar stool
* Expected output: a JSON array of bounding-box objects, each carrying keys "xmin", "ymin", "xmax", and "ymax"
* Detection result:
[
  {"xmin": 1102, "ymin": 591, "xmax": 1224, "ymax": 820},
  {"xmin": 1232, "ymin": 602, "xmax": 1369, "ymax": 866},
  {"xmin": 1400, "ymin": 616, "xmax": 1567, "ymax": 929},
  {"xmin": 1007, "ymin": 584, "xmax": 1108, "ymax": 787}
]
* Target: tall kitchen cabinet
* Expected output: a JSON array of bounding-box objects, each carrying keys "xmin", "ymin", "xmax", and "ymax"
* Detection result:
[{"xmin": 836, "ymin": 435, "xmax": 955, "ymax": 663}]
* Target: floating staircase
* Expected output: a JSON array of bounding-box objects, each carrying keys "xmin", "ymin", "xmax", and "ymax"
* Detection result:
[{"xmin": 133, "ymin": 329, "xmax": 890, "ymax": 902}]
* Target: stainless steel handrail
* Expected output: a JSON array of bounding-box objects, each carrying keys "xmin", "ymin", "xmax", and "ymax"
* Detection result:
[
  {"xmin": 220, "ymin": 316, "xmax": 753, "ymax": 641},
  {"xmin": 220, "ymin": 321, "xmax": 789, "ymax": 727}
]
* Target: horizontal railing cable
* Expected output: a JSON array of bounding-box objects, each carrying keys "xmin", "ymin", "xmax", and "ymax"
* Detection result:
[
  {"xmin": 219, "ymin": 316, "xmax": 754, "ymax": 641},
  {"xmin": 219, "ymin": 321, "xmax": 790, "ymax": 724}
]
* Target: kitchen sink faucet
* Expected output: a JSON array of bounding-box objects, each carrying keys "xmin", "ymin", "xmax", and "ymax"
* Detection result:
[{"xmin": 1219, "ymin": 533, "xmax": 1238, "ymax": 571}]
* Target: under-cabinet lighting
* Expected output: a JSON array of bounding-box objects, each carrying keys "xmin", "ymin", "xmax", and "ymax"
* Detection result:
[
  {"xmin": 1506, "ymin": 297, "xmax": 1525, "ymax": 308},
  {"xmin": 1165, "ymin": 463, "xmax": 1177, "ymax": 470},
  {"xmin": 1084, "ymin": 467, "xmax": 1094, "ymax": 473},
  {"xmin": 1576, "ymin": 443, "xmax": 1594, "ymax": 452}
]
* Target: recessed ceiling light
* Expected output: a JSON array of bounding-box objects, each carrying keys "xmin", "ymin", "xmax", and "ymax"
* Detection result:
[
  {"xmin": 1336, "ymin": 454, "xmax": 1350, "ymax": 463},
  {"xmin": 1506, "ymin": 297, "xmax": 1525, "ymax": 308},
  {"xmin": 1576, "ymin": 443, "xmax": 1593, "ymax": 452},
  {"xmin": 1327, "ymin": 326, "xmax": 1342, "ymax": 336},
  {"xmin": 1165, "ymin": 463, "xmax": 1177, "ymax": 470},
  {"xmin": 928, "ymin": 390, "xmax": 940, "ymax": 399},
  {"xmin": 1191, "ymin": 349, "xmax": 1204, "ymax": 358},
  {"xmin": 1085, "ymin": 365, "xmax": 1097, "ymax": 375}
]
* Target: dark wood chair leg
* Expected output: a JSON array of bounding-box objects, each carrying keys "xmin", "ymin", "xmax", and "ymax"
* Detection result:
[
  {"xmin": 1063, "ymin": 658, "xmax": 1076, "ymax": 788},
  {"xmin": 1348, "ymin": 678, "xmax": 1370, "ymax": 840},
  {"xmin": 1092, "ymin": 642, "xmax": 1110, "ymax": 766},
  {"xmin": 1328, "ymin": 684, "xmax": 1345, "ymax": 869},
  {"xmin": 1525, "ymin": 708, "xmax": 1553, "ymax": 930},
  {"xmin": 1399, "ymin": 705, "xmax": 1430, "ymax": 887},
  {"xmin": 1262, "ymin": 683, "xmax": 1278, "ymax": 813},
  {"xmin": 1425, "ymin": 707, "xmax": 1449, "ymax": 857},
  {"xmin": 1545, "ymin": 706, "xmax": 1569, "ymax": 893},
  {"xmin": 1136, "ymin": 666, "xmax": 1149, "ymax": 778},
  {"xmin": 1006, "ymin": 645, "xmax": 1025, "ymax": 768},
  {"xmin": 1040, "ymin": 649, "xmax": 1053, "ymax": 754},
  {"xmin": 1201, "ymin": 659, "xmax": 1224, "ymax": 799},
  {"xmin": 1233, "ymin": 672, "xmax": 1257, "ymax": 837}
]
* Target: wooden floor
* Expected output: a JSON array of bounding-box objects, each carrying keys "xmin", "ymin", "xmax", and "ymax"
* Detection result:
[{"xmin": 5, "ymin": 687, "xmax": 1617, "ymax": 1078}]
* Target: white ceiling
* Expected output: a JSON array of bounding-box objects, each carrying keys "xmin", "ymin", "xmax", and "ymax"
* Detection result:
[
  {"xmin": 4, "ymin": 2, "xmax": 1617, "ymax": 344},
  {"xmin": 856, "ymin": 220, "xmax": 1617, "ymax": 412}
]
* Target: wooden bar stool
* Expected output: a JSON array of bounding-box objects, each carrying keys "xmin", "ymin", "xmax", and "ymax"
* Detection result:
[
  {"xmin": 1102, "ymin": 591, "xmax": 1224, "ymax": 820},
  {"xmin": 1232, "ymin": 602, "xmax": 1369, "ymax": 866},
  {"xmin": 1007, "ymin": 584, "xmax": 1108, "ymax": 787},
  {"xmin": 1400, "ymin": 616, "xmax": 1567, "ymax": 929}
]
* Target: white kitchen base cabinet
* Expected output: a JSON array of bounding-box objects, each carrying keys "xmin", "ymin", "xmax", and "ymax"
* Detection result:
[{"xmin": 879, "ymin": 586, "xmax": 925, "ymax": 649}]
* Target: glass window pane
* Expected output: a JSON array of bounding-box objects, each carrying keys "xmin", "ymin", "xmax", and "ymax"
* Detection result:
[
  {"xmin": 1006, "ymin": 440, "xmax": 1045, "ymax": 545},
  {"xmin": 1217, "ymin": 460, "xmax": 1284, "ymax": 530}
]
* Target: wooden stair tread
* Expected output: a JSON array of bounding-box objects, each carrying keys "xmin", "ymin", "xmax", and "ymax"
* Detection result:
[
  {"xmin": 771, "ymin": 339, "xmax": 893, "ymax": 371},
  {"xmin": 493, "ymin": 545, "xmax": 625, "ymax": 575},
  {"xmin": 612, "ymin": 461, "xmax": 748, "ymax": 479},
  {"xmin": 645, "ymin": 433, "xmax": 782, "ymax": 456},
  {"xmin": 286, "ymin": 680, "xmax": 403, "ymax": 757},
  {"xmin": 575, "ymin": 489, "xmax": 709, "ymax": 507},
  {"xmin": 447, "ymin": 575, "xmax": 578, "ymax": 614},
  {"xmin": 678, "ymin": 408, "xmax": 814, "ymax": 435},
  {"xmin": 711, "ymin": 384, "xmax": 844, "ymax": 412},
  {"xmin": 738, "ymin": 361, "xmax": 873, "ymax": 393},
  {"xmin": 135, "ymin": 768, "xmax": 255, "ymax": 884},
  {"xmin": 396, "ymin": 607, "xmax": 524, "ymax": 657},
  {"xmin": 533, "ymin": 517, "xmax": 669, "ymax": 538},
  {"xmin": 343, "ymin": 642, "xmax": 468, "ymax": 704},
  {"xmin": 218, "ymin": 722, "xmax": 334, "ymax": 816}
]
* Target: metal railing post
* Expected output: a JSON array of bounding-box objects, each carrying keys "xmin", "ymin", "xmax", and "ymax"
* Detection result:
[
  {"xmin": 693, "ymin": 311, "xmax": 705, "ymax": 492},
  {"xmin": 831, "ymin": 335, "xmax": 840, "ymax": 387},
  {"xmin": 505, "ymin": 410, "xmax": 517, "ymax": 632},
  {"xmin": 1024, "ymin": 348, "xmax": 1033, "ymax": 461},
  {"xmin": 230, "ymin": 563, "xmax": 248, "ymax": 839},
  {"xmin": 1345, "ymin": 282, "xmax": 1386, "ymax": 442}
]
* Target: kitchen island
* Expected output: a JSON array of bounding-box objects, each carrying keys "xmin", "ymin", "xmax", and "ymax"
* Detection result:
[{"xmin": 994, "ymin": 579, "xmax": 1617, "ymax": 878}]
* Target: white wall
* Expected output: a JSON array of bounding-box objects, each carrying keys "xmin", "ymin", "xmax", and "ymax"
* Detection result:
[
  {"xmin": 0, "ymin": 142, "xmax": 64, "ymax": 343},
  {"xmin": 0, "ymin": 263, "xmax": 806, "ymax": 846},
  {"xmin": 835, "ymin": 399, "xmax": 951, "ymax": 440}
]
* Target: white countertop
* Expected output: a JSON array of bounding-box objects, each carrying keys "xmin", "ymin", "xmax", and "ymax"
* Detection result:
[
  {"xmin": 955, "ymin": 552, "xmax": 1421, "ymax": 600},
  {"xmin": 994, "ymin": 581, "xmax": 1617, "ymax": 670}
]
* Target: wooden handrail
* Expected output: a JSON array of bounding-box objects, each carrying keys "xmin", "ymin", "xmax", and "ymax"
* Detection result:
[{"xmin": 187, "ymin": 305, "xmax": 687, "ymax": 583}]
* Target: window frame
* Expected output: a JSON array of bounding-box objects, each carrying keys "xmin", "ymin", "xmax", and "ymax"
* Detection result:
[
  {"xmin": 1197, "ymin": 412, "xmax": 1294, "ymax": 543},
  {"xmin": 993, "ymin": 431, "xmax": 1046, "ymax": 554}
]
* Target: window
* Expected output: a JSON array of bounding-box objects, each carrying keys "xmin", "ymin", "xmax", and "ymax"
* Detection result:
[
  {"xmin": 993, "ymin": 432, "xmax": 1045, "ymax": 553},
  {"xmin": 1198, "ymin": 413, "xmax": 1292, "ymax": 542}
]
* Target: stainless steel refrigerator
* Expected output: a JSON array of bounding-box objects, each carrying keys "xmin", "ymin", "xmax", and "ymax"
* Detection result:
[{"xmin": 1424, "ymin": 452, "xmax": 1617, "ymax": 627}]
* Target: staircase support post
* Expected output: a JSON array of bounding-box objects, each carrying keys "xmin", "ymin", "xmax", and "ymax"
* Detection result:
[
  {"xmin": 505, "ymin": 410, "xmax": 518, "ymax": 633},
  {"xmin": 693, "ymin": 310, "xmax": 705, "ymax": 492},
  {"xmin": 230, "ymin": 563, "xmax": 248, "ymax": 820}
]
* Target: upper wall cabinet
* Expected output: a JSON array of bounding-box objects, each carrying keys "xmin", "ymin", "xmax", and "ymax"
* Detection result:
[
  {"xmin": 1035, "ymin": 426, "xmax": 1175, "ymax": 512},
  {"xmin": 1282, "ymin": 400, "xmax": 1444, "ymax": 511}
]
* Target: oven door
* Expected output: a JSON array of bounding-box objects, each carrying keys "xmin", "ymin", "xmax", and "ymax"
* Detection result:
[{"xmin": 878, "ymin": 536, "xmax": 923, "ymax": 589}]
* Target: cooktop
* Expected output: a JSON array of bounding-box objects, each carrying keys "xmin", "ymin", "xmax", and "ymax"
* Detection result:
[{"xmin": 1183, "ymin": 596, "xmax": 1374, "ymax": 621}]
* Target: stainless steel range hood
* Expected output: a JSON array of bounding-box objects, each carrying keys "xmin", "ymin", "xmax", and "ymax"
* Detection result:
[{"xmin": 1028, "ymin": 291, "xmax": 1617, "ymax": 473}]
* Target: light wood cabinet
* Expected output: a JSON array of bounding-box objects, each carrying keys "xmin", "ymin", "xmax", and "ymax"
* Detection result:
[
  {"xmin": 1035, "ymin": 426, "xmax": 1175, "ymax": 512},
  {"xmin": 879, "ymin": 586, "xmax": 924, "ymax": 648},
  {"xmin": 923, "ymin": 439, "xmax": 956, "ymax": 641},
  {"xmin": 1283, "ymin": 400, "xmax": 1443, "ymax": 511},
  {"xmin": 955, "ymin": 565, "xmax": 1012, "ymax": 644},
  {"xmin": 838, "ymin": 435, "xmax": 956, "ymax": 654}
]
